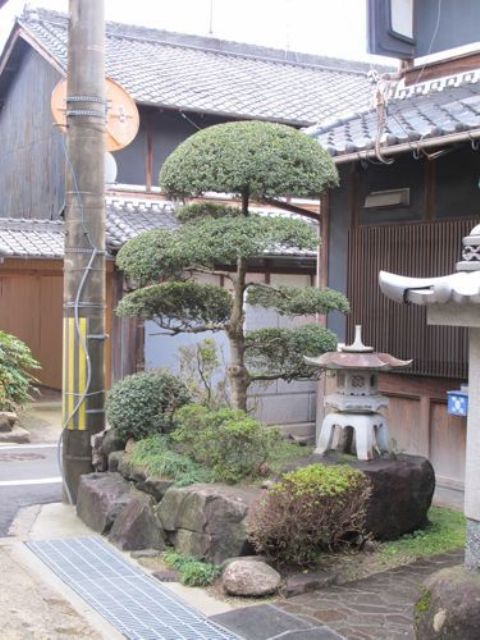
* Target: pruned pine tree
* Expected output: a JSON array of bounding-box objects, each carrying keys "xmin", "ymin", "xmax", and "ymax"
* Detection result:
[{"xmin": 116, "ymin": 121, "xmax": 349, "ymax": 411}]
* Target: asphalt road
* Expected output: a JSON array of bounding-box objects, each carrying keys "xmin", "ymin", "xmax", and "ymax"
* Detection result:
[{"xmin": 0, "ymin": 444, "xmax": 62, "ymax": 536}]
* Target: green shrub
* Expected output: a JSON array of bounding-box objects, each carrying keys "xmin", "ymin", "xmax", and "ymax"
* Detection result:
[
  {"xmin": 106, "ymin": 370, "xmax": 190, "ymax": 440},
  {"xmin": 163, "ymin": 550, "xmax": 221, "ymax": 586},
  {"xmin": 172, "ymin": 404, "xmax": 280, "ymax": 483},
  {"xmin": 128, "ymin": 435, "xmax": 213, "ymax": 486},
  {"xmin": 247, "ymin": 464, "xmax": 371, "ymax": 566},
  {"xmin": 177, "ymin": 338, "xmax": 229, "ymax": 409},
  {"xmin": 0, "ymin": 330, "xmax": 40, "ymax": 411},
  {"xmin": 176, "ymin": 202, "xmax": 240, "ymax": 224}
]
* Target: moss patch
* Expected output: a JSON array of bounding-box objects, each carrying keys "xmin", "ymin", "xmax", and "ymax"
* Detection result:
[
  {"xmin": 380, "ymin": 507, "xmax": 465, "ymax": 562},
  {"xmin": 162, "ymin": 550, "xmax": 221, "ymax": 586},
  {"xmin": 298, "ymin": 507, "xmax": 465, "ymax": 586},
  {"xmin": 415, "ymin": 586, "xmax": 432, "ymax": 619}
]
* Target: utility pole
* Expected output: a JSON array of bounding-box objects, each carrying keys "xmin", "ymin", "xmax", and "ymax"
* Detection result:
[{"xmin": 62, "ymin": 0, "xmax": 106, "ymax": 503}]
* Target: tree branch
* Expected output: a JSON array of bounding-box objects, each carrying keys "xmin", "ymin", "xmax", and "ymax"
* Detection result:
[
  {"xmin": 184, "ymin": 266, "xmax": 234, "ymax": 281},
  {"xmin": 151, "ymin": 320, "xmax": 227, "ymax": 335},
  {"xmin": 249, "ymin": 372, "xmax": 282, "ymax": 381}
]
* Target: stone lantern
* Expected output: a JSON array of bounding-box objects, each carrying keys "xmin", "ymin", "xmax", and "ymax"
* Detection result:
[
  {"xmin": 305, "ymin": 325, "xmax": 411, "ymax": 461},
  {"xmin": 380, "ymin": 223, "xmax": 480, "ymax": 573}
]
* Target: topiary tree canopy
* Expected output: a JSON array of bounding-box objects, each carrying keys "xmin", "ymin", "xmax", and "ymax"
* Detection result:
[
  {"xmin": 117, "ymin": 121, "xmax": 348, "ymax": 410},
  {"xmin": 159, "ymin": 121, "xmax": 339, "ymax": 207}
]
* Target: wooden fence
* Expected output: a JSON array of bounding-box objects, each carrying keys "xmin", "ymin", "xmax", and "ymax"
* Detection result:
[{"xmin": 347, "ymin": 218, "xmax": 479, "ymax": 379}]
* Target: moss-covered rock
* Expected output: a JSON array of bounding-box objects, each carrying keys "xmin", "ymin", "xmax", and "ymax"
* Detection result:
[{"xmin": 415, "ymin": 565, "xmax": 480, "ymax": 639}]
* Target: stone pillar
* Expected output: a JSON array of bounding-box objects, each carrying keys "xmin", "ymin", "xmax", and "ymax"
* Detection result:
[{"xmin": 465, "ymin": 327, "xmax": 480, "ymax": 569}]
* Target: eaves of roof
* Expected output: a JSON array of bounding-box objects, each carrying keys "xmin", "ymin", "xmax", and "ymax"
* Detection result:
[{"xmin": 307, "ymin": 69, "xmax": 480, "ymax": 163}]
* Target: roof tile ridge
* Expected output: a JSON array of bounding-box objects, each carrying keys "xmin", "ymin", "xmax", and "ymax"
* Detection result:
[
  {"xmin": 21, "ymin": 6, "xmax": 377, "ymax": 77},
  {"xmin": 17, "ymin": 18, "xmax": 67, "ymax": 70},
  {"xmin": 394, "ymin": 68, "xmax": 480, "ymax": 101},
  {"xmin": 107, "ymin": 27, "xmax": 374, "ymax": 78},
  {"xmin": 0, "ymin": 217, "xmax": 65, "ymax": 229}
]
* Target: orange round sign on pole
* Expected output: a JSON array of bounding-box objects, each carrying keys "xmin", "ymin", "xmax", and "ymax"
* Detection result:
[{"xmin": 51, "ymin": 77, "xmax": 140, "ymax": 151}]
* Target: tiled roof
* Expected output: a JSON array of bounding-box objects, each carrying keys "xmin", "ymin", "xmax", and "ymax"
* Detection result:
[
  {"xmin": 0, "ymin": 218, "xmax": 64, "ymax": 259},
  {"xmin": 0, "ymin": 195, "xmax": 314, "ymax": 259},
  {"xmin": 0, "ymin": 196, "xmax": 178, "ymax": 258},
  {"xmin": 105, "ymin": 196, "xmax": 178, "ymax": 248},
  {"xmin": 15, "ymin": 8, "xmax": 380, "ymax": 126},
  {"xmin": 307, "ymin": 70, "xmax": 480, "ymax": 157}
]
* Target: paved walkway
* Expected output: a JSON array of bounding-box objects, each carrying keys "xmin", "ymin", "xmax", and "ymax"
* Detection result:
[
  {"xmin": 0, "ymin": 444, "xmax": 61, "ymax": 536},
  {"xmin": 277, "ymin": 550, "xmax": 464, "ymax": 640}
]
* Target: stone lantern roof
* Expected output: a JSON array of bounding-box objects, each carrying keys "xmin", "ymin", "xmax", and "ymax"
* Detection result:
[
  {"xmin": 305, "ymin": 325, "xmax": 411, "ymax": 371},
  {"xmin": 380, "ymin": 223, "xmax": 480, "ymax": 305}
]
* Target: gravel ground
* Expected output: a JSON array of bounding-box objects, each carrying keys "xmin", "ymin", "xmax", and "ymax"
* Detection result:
[{"xmin": 0, "ymin": 544, "xmax": 101, "ymax": 640}]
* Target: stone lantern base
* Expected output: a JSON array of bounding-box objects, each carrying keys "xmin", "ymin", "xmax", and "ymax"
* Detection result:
[{"xmin": 316, "ymin": 411, "xmax": 390, "ymax": 461}]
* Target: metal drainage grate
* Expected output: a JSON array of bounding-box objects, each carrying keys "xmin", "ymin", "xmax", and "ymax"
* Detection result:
[{"xmin": 27, "ymin": 537, "xmax": 241, "ymax": 640}]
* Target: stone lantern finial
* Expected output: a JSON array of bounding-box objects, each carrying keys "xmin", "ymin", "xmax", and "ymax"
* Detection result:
[
  {"xmin": 457, "ymin": 224, "xmax": 480, "ymax": 272},
  {"xmin": 342, "ymin": 324, "xmax": 374, "ymax": 353}
]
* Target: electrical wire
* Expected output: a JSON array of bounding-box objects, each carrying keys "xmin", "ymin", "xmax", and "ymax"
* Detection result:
[
  {"xmin": 412, "ymin": 0, "xmax": 443, "ymax": 86},
  {"xmin": 57, "ymin": 134, "xmax": 100, "ymax": 505}
]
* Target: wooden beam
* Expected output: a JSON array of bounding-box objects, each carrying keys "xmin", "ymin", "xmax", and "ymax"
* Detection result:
[{"xmin": 262, "ymin": 197, "xmax": 320, "ymax": 221}]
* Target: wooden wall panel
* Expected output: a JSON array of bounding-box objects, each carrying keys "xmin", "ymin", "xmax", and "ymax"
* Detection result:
[
  {"xmin": 37, "ymin": 275, "xmax": 63, "ymax": 388},
  {"xmin": 0, "ymin": 261, "xmax": 115, "ymax": 390},
  {"xmin": 429, "ymin": 401, "xmax": 466, "ymax": 490},
  {"xmin": 0, "ymin": 49, "xmax": 64, "ymax": 220},
  {"xmin": 377, "ymin": 372, "xmax": 467, "ymax": 496},
  {"xmin": 384, "ymin": 397, "xmax": 425, "ymax": 456},
  {"xmin": 347, "ymin": 218, "xmax": 477, "ymax": 379}
]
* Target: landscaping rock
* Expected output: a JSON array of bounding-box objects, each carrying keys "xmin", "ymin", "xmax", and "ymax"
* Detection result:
[
  {"xmin": 158, "ymin": 484, "xmax": 261, "ymax": 563},
  {"xmin": 222, "ymin": 559, "xmax": 281, "ymax": 597},
  {"xmin": 76, "ymin": 472, "xmax": 131, "ymax": 533},
  {"xmin": 221, "ymin": 555, "xmax": 267, "ymax": 570},
  {"xmin": 153, "ymin": 569, "xmax": 179, "ymax": 583},
  {"xmin": 414, "ymin": 565, "xmax": 480, "ymax": 640},
  {"xmin": 280, "ymin": 570, "xmax": 336, "ymax": 598},
  {"xmin": 109, "ymin": 490, "xmax": 165, "ymax": 551},
  {"xmin": 92, "ymin": 429, "xmax": 126, "ymax": 472},
  {"xmin": 117, "ymin": 454, "xmax": 147, "ymax": 483},
  {"xmin": 108, "ymin": 450, "xmax": 124, "ymax": 472},
  {"xmin": 136, "ymin": 477, "xmax": 175, "ymax": 501},
  {"xmin": 283, "ymin": 453, "xmax": 435, "ymax": 540},
  {"xmin": 0, "ymin": 412, "xmax": 16, "ymax": 432},
  {"xmin": 130, "ymin": 549, "xmax": 162, "ymax": 559},
  {"xmin": 0, "ymin": 425, "xmax": 30, "ymax": 444}
]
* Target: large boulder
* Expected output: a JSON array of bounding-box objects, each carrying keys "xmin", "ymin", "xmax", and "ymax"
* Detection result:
[
  {"xmin": 136, "ymin": 477, "xmax": 175, "ymax": 502},
  {"xmin": 92, "ymin": 429, "xmax": 126, "ymax": 472},
  {"xmin": 109, "ymin": 490, "xmax": 165, "ymax": 551},
  {"xmin": 0, "ymin": 412, "xmax": 17, "ymax": 432},
  {"xmin": 117, "ymin": 454, "xmax": 147, "ymax": 483},
  {"xmin": 0, "ymin": 425, "xmax": 30, "ymax": 444},
  {"xmin": 76, "ymin": 472, "xmax": 131, "ymax": 533},
  {"xmin": 158, "ymin": 484, "xmax": 262, "ymax": 563},
  {"xmin": 222, "ymin": 559, "xmax": 281, "ymax": 597},
  {"xmin": 283, "ymin": 453, "xmax": 435, "ymax": 540},
  {"xmin": 415, "ymin": 566, "xmax": 480, "ymax": 640}
]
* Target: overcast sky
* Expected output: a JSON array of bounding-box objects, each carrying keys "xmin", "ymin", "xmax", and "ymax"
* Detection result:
[{"xmin": 1, "ymin": 0, "xmax": 394, "ymax": 64}]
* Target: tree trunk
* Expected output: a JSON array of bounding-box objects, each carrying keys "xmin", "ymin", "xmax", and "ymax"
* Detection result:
[{"xmin": 227, "ymin": 256, "xmax": 250, "ymax": 411}]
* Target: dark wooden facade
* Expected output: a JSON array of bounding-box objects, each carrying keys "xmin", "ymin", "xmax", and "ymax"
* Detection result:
[
  {"xmin": 0, "ymin": 48, "xmax": 233, "ymax": 221},
  {"xmin": 0, "ymin": 48, "xmax": 64, "ymax": 220},
  {"xmin": 325, "ymin": 143, "xmax": 480, "ymax": 501}
]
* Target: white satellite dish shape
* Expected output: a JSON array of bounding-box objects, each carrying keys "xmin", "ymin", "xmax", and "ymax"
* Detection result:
[{"xmin": 105, "ymin": 151, "xmax": 118, "ymax": 185}]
